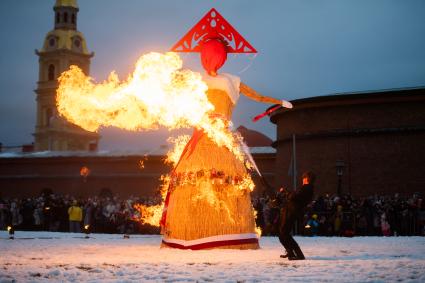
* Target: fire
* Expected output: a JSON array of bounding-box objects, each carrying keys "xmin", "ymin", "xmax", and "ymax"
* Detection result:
[
  {"xmin": 57, "ymin": 52, "xmax": 246, "ymax": 161},
  {"xmin": 165, "ymin": 135, "xmax": 191, "ymax": 165},
  {"xmin": 57, "ymin": 52, "xmax": 211, "ymax": 132},
  {"xmin": 237, "ymin": 174, "xmax": 256, "ymax": 192},
  {"xmin": 253, "ymin": 210, "xmax": 262, "ymax": 237},
  {"xmin": 255, "ymin": 226, "xmax": 262, "ymax": 237},
  {"xmin": 57, "ymin": 51, "xmax": 256, "ymax": 227},
  {"xmin": 133, "ymin": 203, "xmax": 163, "ymax": 226},
  {"xmin": 158, "ymin": 174, "xmax": 171, "ymax": 199}
]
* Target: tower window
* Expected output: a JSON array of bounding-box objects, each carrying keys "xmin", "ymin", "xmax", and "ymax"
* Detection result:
[
  {"xmin": 71, "ymin": 14, "xmax": 76, "ymax": 24},
  {"xmin": 45, "ymin": 108, "xmax": 53, "ymax": 127},
  {"xmin": 56, "ymin": 12, "xmax": 60, "ymax": 23},
  {"xmin": 48, "ymin": 64, "xmax": 55, "ymax": 81},
  {"xmin": 49, "ymin": 38, "xmax": 56, "ymax": 47},
  {"xmin": 64, "ymin": 12, "xmax": 68, "ymax": 23},
  {"xmin": 74, "ymin": 38, "xmax": 81, "ymax": 48}
]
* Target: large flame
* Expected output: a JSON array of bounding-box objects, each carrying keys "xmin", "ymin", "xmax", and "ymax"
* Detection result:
[
  {"xmin": 57, "ymin": 52, "xmax": 212, "ymax": 132},
  {"xmin": 57, "ymin": 52, "xmax": 256, "ymax": 227}
]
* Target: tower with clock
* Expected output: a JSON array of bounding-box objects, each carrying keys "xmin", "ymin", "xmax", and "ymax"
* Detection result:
[{"xmin": 34, "ymin": 0, "xmax": 99, "ymax": 151}]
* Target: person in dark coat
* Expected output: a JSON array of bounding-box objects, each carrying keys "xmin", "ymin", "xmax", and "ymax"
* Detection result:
[{"xmin": 279, "ymin": 171, "xmax": 315, "ymax": 260}]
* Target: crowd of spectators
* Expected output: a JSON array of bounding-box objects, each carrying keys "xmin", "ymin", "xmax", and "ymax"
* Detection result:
[
  {"xmin": 254, "ymin": 192, "xmax": 425, "ymax": 237},
  {"xmin": 0, "ymin": 193, "xmax": 161, "ymax": 235},
  {"xmin": 1, "ymin": 191, "xmax": 424, "ymax": 237}
]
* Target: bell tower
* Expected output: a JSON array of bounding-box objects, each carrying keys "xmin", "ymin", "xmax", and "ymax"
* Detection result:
[{"xmin": 34, "ymin": 0, "xmax": 99, "ymax": 151}]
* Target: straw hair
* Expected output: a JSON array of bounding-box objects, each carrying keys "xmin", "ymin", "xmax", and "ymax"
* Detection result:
[{"xmin": 163, "ymin": 89, "xmax": 259, "ymax": 249}]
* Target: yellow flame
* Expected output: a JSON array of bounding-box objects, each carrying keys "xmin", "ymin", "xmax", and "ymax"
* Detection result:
[
  {"xmin": 253, "ymin": 209, "xmax": 262, "ymax": 237},
  {"xmin": 255, "ymin": 226, "xmax": 262, "ymax": 237},
  {"xmin": 237, "ymin": 174, "xmax": 256, "ymax": 192},
  {"xmin": 56, "ymin": 52, "xmax": 246, "ymax": 161},
  {"xmin": 158, "ymin": 174, "xmax": 171, "ymax": 200},
  {"xmin": 57, "ymin": 52, "xmax": 212, "ymax": 132},
  {"xmin": 165, "ymin": 135, "xmax": 191, "ymax": 165},
  {"xmin": 133, "ymin": 204, "xmax": 163, "ymax": 226}
]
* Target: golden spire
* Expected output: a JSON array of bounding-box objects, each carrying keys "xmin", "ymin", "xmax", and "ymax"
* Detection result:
[{"xmin": 55, "ymin": 0, "xmax": 78, "ymax": 8}]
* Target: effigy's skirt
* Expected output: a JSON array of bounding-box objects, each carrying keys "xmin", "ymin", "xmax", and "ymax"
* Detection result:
[{"xmin": 161, "ymin": 130, "xmax": 259, "ymax": 249}]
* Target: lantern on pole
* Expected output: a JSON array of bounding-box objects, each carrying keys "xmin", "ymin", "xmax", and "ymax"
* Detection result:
[{"xmin": 80, "ymin": 166, "xmax": 90, "ymax": 183}]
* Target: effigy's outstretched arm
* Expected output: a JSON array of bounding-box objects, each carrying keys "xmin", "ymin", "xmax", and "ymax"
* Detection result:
[{"xmin": 240, "ymin": 82, "xmax": 293, "ymax": 108}]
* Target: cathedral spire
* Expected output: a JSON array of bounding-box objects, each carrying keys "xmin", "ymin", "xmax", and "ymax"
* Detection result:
[
  {"xmin": 54, "ymin": 0, "xmax": 79, "ymax": 30},
  {"xmin": 34, "ymin": 0, "xmax": 98, "ymax": 151}
]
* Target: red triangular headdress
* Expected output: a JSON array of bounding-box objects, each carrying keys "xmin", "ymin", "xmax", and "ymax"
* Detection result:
[{"xmin": 171, "ymin": 8, "xmax": 257, "ymax": 53}]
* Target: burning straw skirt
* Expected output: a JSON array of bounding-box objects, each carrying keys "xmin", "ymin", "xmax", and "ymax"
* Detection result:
[{"xmin": 160, "ymin": 128, "xmax": 260, "ymax": 250}]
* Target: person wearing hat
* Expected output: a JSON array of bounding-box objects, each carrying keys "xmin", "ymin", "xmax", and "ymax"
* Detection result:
[{"xmin": 279, "ymin": 171, "xmax": 316, "ymax": 260}]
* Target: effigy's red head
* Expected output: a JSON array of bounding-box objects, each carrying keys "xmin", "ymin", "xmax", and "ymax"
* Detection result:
[
  {"xmin": 171, "ymin": 8, "xmax": 257, "ymax": 75},
  {"xmin": 201, "ymin": 39, "xmax": 227, "ymax": 75}
]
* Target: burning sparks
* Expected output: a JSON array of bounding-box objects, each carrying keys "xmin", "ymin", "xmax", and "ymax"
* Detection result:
[{"xmin": 57, "ymin": 52, "xmax": 257, "ymax": 227}]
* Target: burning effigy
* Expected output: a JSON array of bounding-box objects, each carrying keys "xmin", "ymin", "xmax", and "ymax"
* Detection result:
[{"xmin": 56, "ymin": 8, "xmax": 292, "ymax": 250}]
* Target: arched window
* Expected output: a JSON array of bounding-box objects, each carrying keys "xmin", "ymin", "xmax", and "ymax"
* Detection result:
[
  {"xmin": 49, "ymin": 37, "xmax": 56, "ymax": 47},
  {"xmin": 48, "ymin": 64, "xmax": 55, "ymax": 81},
  {"xmin": 64, "ymin": 12, "xmax": 68, "ymax": 23},
  {"xmin": 45, "ymin": 108, "xmax": 53, "ymax": 127},
  {"xmin": 71, "ymin": 14, "xmax": 76, "ymax": 24},
  {"xmin": 56, "ymin": 12, "xmax": 60, "ymax": 23}
]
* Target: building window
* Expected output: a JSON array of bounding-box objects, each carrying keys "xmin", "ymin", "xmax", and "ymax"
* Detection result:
[
  {"xmin": 49, "ymin": 38, "xmax": 56, "ymax": 47},
  {"xmin": 72, "ymin": 37, "xmax": 82, "ymax": 52},
  {"xmin": 45, "ymin": 108, "xmax": 53, "ymax": 127},
  {"xmin": 64, "ymin": 12, "xmax": 68, "ymax": 23},
  {"xmin": 48, "ymin": 64, "xmax": 55, "ymax": 81},
  {"xmin": 71, "ymin": 13, "xmax": 76, "ymax": 24},
  {"xmin": 56, "ymin": 12, "xmax": 60, "ymax": 23},
  {"xmin": 74, "ymin": 38, "xmax": 81, "ymax": 48}
]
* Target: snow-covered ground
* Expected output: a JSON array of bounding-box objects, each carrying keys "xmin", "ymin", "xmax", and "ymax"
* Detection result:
[{"xmin": 0, "ymin": 232, "xmax": 424, "ymax": 282}]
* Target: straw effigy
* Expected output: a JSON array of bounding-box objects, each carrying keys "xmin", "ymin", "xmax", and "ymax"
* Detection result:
[{"xmin": 161, "ymin": 88, "xmax": 259, "ymax": 250}]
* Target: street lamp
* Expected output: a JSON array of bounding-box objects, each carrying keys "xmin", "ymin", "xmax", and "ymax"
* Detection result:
[{"xmin": 335, "ymin": 160, "xmax": 346, "ymax": 196}]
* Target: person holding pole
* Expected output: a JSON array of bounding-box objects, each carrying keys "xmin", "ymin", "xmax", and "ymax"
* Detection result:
[{"xmin": 279, "ymin": 171, "xmax": 316, "ymax": 260}]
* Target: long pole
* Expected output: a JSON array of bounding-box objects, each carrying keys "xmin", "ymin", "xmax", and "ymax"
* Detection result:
[{"xmin": 292, "ymin": 134, "xmax": 297, "ymax": 190}]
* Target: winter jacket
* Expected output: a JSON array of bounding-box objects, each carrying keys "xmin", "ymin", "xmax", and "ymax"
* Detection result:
[
  {"xmin": 286, "ymin": 184, "xmax": 314, "ymax": 218},
  {"xmin": 68, "ymin": 205, "xmax": 83, "ymax": 222}
]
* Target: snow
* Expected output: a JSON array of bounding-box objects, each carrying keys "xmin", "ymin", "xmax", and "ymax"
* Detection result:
[{"xmin": 0, "ymin": 232, "xmax": 424, "ymax": 282}]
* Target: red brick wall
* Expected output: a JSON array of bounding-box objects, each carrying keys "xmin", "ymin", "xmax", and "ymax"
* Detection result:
[
  {"xmin": 271, "ymin": 89, "xmax": 425, "ymax": 197},
  {"xmin": 0, "ymin": 156, "xmax": 169, "ymax": 198},
  {"xmin": 0, "ymin": 153, "xmax": 275, "ymax": 198}
]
